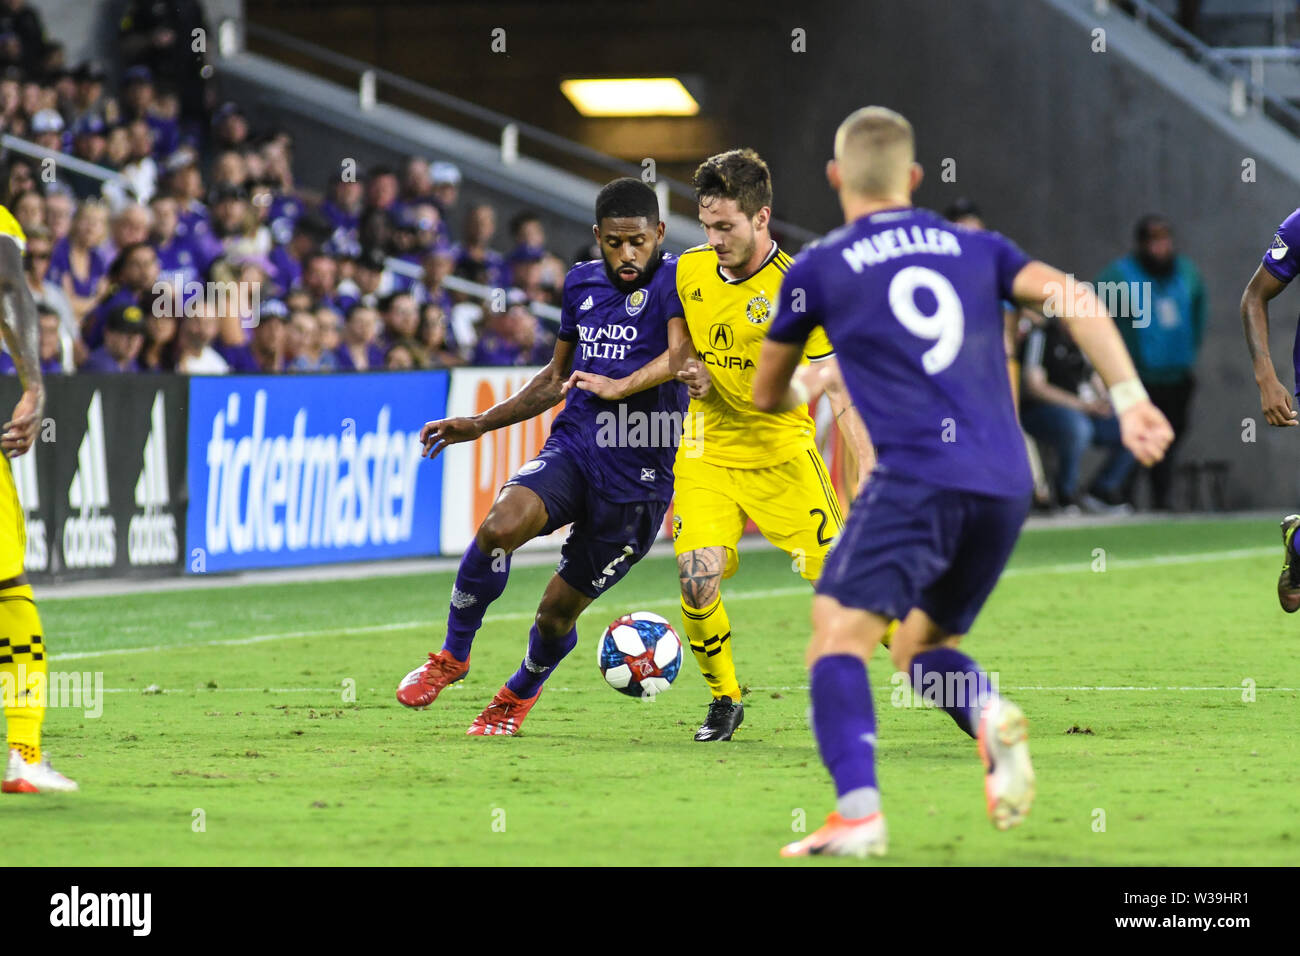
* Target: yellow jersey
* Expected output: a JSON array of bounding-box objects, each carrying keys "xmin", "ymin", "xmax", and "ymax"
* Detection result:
[
  {"xmin": 0, "ymin": 204, "xmax": 25, "ymax": 252},
  {"xmin": 676, "ymin": 241, "xmax": 832, "ymax": 468}
]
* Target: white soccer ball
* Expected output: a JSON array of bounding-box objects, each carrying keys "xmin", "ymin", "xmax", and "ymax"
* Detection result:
[{"xmin": 597, "ymin": 611, "xmax": 683, "ymax": 699}]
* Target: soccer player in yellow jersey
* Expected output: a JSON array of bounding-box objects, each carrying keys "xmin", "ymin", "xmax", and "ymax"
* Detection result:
[
  {"xmin": 0, "ymin": 204, "xmax": 77, "ymax": 792},
  {"xmin": 668, "ymin": 149, "xmax": 874, "ymax": 741}
]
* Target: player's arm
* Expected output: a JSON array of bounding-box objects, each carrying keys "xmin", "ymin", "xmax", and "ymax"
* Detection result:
[
  {"xmin": 419, "ymin": 339, "xmax": 576, "ymax": 459},
  {"xmin": 666, "ymin": 315, "xmax": 710, "ymax": 398},
  {"xmin": 809, "ymin": 356, "xmax": 875, "ymax": 485},
  {"xmin": 1011, "ymin": 261, "xmax": 1173, "ymax": 465},
  {"xmin": 1240, "ymin": 264, "xmax": 1297, "ymax": 426},
  {"xmin": 562, "ymin": 335, "xmax": 711, "ymax": 401},
  {"xmin": 752, "ymin": 339, "xmax": 806, "ymax": 413},
  {"xmin": 0, "ymin": 236, "xmax": 44, "ymax": 458}
]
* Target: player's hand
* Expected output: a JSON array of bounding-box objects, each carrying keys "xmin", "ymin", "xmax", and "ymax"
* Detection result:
[
  {"xmin": 562, "ymin": 370, "xmax": 626, "ymax": 400},
  {"xmin": 1118, "ymin": 400, "xmax": 1175, "ymax": 467},
  {"xmin": 3, "ymin": 387, "xmax": 43, "ymax": 459},
  {"xmin": 676, "ymin": 359, "xmax": 711, "ymax": 399},
  {"xmin": 419, "ymin": 416, "xmax": 483, "ymax": 459},
  {"xmin": 1258, "ymin": 376, "xmax": 1299, "ymax": 427}
]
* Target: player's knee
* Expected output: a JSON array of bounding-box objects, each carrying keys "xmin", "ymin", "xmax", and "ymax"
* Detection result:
[
  {"xmin": 534, "ymin": 604, "xmax": 577, "ymax": 640},
  {"xmin": 476, "ymin": 509, "xmax": 523, "ymax": 555},
  {"xmin": 680, "ymin": 576, "xmax": 720, "ymax": 610}
]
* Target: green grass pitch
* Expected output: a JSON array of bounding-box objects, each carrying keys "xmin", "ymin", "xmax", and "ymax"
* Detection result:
[{"xmin": 8, "ymin": 516, "xmax": 1298, "ymax": 866}]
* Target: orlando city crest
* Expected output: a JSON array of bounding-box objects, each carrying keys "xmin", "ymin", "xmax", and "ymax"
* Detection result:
[
  {"xmin": 625, "ymin": 288, "xmax": 647, "ymax": 316},
  {"xmin": 746, "ymin": 294, "xmax": 771, "ymax": 324}
]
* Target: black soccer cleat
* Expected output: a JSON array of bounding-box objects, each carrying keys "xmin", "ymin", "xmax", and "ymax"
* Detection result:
[
  {"xmin": 1278, "ymin": 514, "xmax": 1300, "ymax": 613},
  {"xmin": 694, "ymin": 696, "xmax": 743, "ymax": 741}
]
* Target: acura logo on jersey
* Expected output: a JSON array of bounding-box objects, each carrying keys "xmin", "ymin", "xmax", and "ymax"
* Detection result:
[
  {"xmin": 745, "ymin": 295, "xmax": 771, "ymax": 324},
  {"xmin": 709, "ymin": 323, "xmax": 734, "ymax": 350},
  {"xmin": 625, "ymin": 288, "xmax": 647, "ymax": 316},
  {"xmin": 701, "ymin": 352, "xmax": 755, "ymax": 370}
]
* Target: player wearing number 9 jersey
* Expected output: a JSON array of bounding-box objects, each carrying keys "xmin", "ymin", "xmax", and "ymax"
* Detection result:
[{"xmin": 754, "ymin": 106, "xmax": 1172, "ymax": 857}]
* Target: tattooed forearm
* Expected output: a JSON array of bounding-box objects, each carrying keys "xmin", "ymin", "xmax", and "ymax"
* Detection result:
[{"xmin": 678, "ymin": 547, "xmax": 723, "ymax": 609}]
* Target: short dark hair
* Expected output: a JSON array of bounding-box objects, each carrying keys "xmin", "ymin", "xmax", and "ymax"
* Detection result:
[
  {"xmin": 594, "ymin": 178, "xmax": 659, "ymax": 225},
  {"xmin": 509, "ymin": 209, "xmax": 542, "ymax": 237},
  {"xmin": 1135, "ymin": 214, "xmax": 1171, "ymax": 244},
  {"xmin": 692, "ymin": 148, "xmax": 772, "ymax": 218}
]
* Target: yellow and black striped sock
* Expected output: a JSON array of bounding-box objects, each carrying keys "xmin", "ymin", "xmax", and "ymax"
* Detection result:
[
  {"xmin": 681, "ymin": 594, "xmax": 741, "ymax": 701},
  {"xmin": 1, "ymin": 585, "xmax": 45, "ymax": 764}
]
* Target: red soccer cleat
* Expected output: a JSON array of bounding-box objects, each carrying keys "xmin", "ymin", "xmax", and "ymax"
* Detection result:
[
  {"xmin": 395, "ymin": 650, "xmax": 470, "ymax": 709},
  {"xmin": 466, "ymin": 686, "xmax": 541, "ymax": 736}
]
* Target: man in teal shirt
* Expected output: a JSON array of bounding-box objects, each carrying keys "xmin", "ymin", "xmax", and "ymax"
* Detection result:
[{"xmin": 1097, "ymin": 215, "xmax": 1206, "ymax": 509}]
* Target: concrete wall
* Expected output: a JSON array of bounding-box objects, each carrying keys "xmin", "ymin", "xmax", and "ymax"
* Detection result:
[
  {"xmin": 720, "ymin": 0, "xmax": 1300, "ymax": 509},
  {"xmin": 34, "ymin": 0, "xmax": 242, "ymax": 70}
]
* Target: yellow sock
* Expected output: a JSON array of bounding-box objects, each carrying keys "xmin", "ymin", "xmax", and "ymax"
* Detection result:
[
  {"xmin": 1, "ymin": 585, "xmax": 45, "ymax": 764},
  {"xmin": 681, "ymin": 594, "xmax": 741, "ymax": 700}
]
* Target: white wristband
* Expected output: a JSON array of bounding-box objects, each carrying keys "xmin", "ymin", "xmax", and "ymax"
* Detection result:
[
  {"xmin": 789, "ymin": 377, "xmax": 811, "ymax": 408},
  {"xmin": 1109, "ymin": 379, "xmax": 1149, "ymax": 416}
]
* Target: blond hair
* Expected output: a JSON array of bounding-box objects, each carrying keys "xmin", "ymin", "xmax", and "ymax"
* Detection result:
[{"xmin": 833, "ymin": 106, "xmax": 915, "ymax": 199}]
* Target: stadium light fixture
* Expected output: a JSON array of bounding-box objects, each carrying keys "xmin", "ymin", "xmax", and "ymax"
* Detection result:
[{"xmin": 560, "ymin": 78, "xmax": 700, "ymax": 117}]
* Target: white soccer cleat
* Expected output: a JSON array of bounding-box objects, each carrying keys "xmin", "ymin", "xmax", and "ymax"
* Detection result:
[
  {"xmin": 977, "ymin": 698, "xmax": 1034, "ymax": 830},
  {"xmin": 780, "ymin": 811, "xmax": 888, "ymax": 859},
  {"xmin": 2, "ymin": 747, "xmax": 79, "ymax": 793}
]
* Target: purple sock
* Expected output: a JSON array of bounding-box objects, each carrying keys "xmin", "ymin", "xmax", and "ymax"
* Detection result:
[
  {"xmin": 442, "ymin": 540, "xmax": 511, "ymax": 661},
  {"xmin": 908, "ymin": 647, "xmax": 996, "ymax": 738},
  {"xmin": 810, "ymin": 655, "xmax": 878, "ymax": 801},
  {"xmin": 505, "ymin": 624, "xmax": 578, "ymax": 699}
]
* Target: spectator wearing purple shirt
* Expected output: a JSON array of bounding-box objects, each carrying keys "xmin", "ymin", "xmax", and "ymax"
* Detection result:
[
  {"xmin": 217, "ymin": 299, "xmax": 289, "ymax": 373},
  {"xmin": 454, "ymin": 204, "xmax": 508, "ymax": 290},
  {"xmin": 0, "ymin": 306, "xmax": 67, "ymax": 376},
  {"xmin": 321, "ymin": 173, "xmax": 364, "ymax": 237},
  {"xmin": 84, "ymin": 242, "xmax": 159, "ymax": 349},
  {"xmin": 80, "ymin": 303, "xmax": 146, "ymax": 373},
  {"xmin": 49, "ymin": 200, "xmax": 111, "ymax": 317},
  {"xmin": 150, "ymin": 194, "xmax": 206, "ymax": 288},
  {"xmin": 472, "ymin": 293, "xmax": 554, "ymax": 367},
  {"xmin": 334, "ymin": 303, "xmax": 385, "ymax": 371}
]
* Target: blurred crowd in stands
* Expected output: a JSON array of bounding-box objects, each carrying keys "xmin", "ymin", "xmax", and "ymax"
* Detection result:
[{"xmin": 0, "ymin": 0, "xmax": 572, "ymax": 377}]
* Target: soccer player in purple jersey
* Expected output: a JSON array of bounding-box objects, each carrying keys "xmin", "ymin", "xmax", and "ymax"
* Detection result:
[
  {"xmin": 1240, "ymin": 210, "xmax": 1300, "ymax": 611},
  {"xmin": 394, "ymin": 178, "xmax": 709, "ymax": 735},
  {"xmin": 753, "ymin": 107, "xmax": 1173, "ymax": 857}
]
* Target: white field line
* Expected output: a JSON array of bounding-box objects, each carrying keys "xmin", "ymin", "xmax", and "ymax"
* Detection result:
[
  {"xmin": 92, "ymin": 684, "xmax": 1298, "ymax": 695},
  {"xmin": 50, "ymin": 544, "xmax": 1277, "ymax": 663}
]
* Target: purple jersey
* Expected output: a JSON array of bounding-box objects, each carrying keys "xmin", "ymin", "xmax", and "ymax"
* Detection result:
[
  {"xmin": 550, "ymin": 253, "xmax": 687, "ymax": 503},
  {"xmin": 1260, "ymin": 208, "xmax": 1300, "ymax": 388},
  {"xmin": 768, "ymin": 207, "xmax": 1032, "ymax": 498}
]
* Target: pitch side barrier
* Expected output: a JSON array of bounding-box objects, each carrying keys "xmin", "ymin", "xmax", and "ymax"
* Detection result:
[{"xmin": 2, "ymin": 367, "xmax": 852, "ymax": 581}]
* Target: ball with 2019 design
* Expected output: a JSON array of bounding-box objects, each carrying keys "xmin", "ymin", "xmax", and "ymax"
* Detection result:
[{"xmin": 597, "ymin": 611, "xmax": 683, "ymax": 698}]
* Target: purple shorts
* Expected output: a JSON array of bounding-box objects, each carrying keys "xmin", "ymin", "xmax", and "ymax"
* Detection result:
[
  {"xmin": 505, "ymin": 441, "xmax": 667, "ymax": 599},
  {"xmin": 816, "ymin": 467, "xmax": 1030, "ymax": 635}
]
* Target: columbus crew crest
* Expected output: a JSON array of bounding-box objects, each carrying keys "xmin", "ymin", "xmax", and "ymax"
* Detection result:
[
  {"xmin": 745, "ymin": 294, "xmax": 771, "ymax": 324},
  {"xmin": 672, "ymin": 513, "xmax": 682, "ymax": 539},
  {"xmin": 625, "ymin": 288, "xmax": 647, "ymax": 316}
]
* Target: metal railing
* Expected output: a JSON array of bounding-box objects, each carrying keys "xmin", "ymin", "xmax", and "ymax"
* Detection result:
[
  {"xmin": 234, "ymin": 20, "xmax": 819, "ymax": 245},
  {"xmin": 1099, "ymin": 0, "xmax": 1300, "ymax": 134}
]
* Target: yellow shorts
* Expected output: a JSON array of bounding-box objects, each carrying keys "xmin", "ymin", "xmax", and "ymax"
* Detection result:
[
  {"xmin": 672, "ymin": 448, "xmax": 844, "ymax": 581},
  {"xmin": 0, "ymin": 457, "xmax": 25, "ymax": 580}
]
